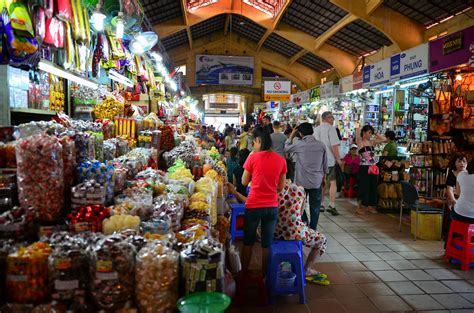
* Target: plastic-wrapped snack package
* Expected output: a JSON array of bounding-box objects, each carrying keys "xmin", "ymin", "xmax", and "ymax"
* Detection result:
[
  {"xmin": 6, "ymin": 242, "xmax": 53, "ymax": 303},
  {"xmin": 48, "ymin": 239, "xmax": 88, "ymax": 304},
  {"xmin": 0, "ymin": 239, "xmax": 14, "ymax": 304},
  {"xmin": 116, "ymin": 138, "xmax": 129, "ymax": 157},
  {"xmin": 60, "ymin": 136, "xmax": 75, "ymax": 191},
  {"xmin": 141, "ymin": 213, "xmax": 171, "ymax": 235},
  {"xmin": 0, "ymin": 206, "xmax": 36, "ymax": 240},
  {"xmin": 176, "ymin": 224, "xmax": 208, "ymax": 244},
  {"xmin": 16, "ymin": 134, "xmax": 64, "ymax": 222},
  {"xmin": 135, "ymin": 242, "xmax": 179, "ymax": 312},
  {"xmin": 103, "ymin": 140, "xmax": 116, "ymax": 161},
  {"xmin": 90, "ymin": 234, "xmax": 135, "ymax": 311},
  {"xmin": 74, "ymin": 132, "xmax": 90, "ymax": 165},
  {"xmin": 68, "ymin": 205, "xmax": 110, "ymax": 233},
  {"xmin": 180, "ymin": 238, "xmax": 225, "ymax": 295},
  {"xmin": 86, "ymin": 134, "xmax": 96, "ymax": 161},
  {"xmin": 102, "ymin": 214, "xmax": 140, "ymax": 235},
  {"xmin": 90, "ymin": 131, "xmax": 104, "ymax": 161},
  {"xmin": 71, "ymin": 180, "xmax": 106, "ymax": 209},
  {"xmin": 113, "ymin": 164, "xmax": 127, "ymax": 193},
  {"xmin": 77, "ymin": 161, "xmax": 115, "ymax": 203},
  {"xmin": 152, "ymin": 195, "xmax": 184, "ymax": 231}
]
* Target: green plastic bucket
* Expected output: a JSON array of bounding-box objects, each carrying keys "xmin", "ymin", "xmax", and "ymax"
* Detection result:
[{"xmin": 176, "ymin": 292, "xmax": 231, "ymax": 313}]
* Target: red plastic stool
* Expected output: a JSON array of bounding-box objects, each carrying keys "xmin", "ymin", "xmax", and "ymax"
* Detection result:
[
  {"xmin": 444, "ymin": 219, "xmax": 474, "ymax": 271},
  {"xmin": 343, "ymin": 176, "xmax": 357, "ymax": 198},
  {"xmin": 235, "ymin": 270, "xmax": 267, "ymax": 306}
]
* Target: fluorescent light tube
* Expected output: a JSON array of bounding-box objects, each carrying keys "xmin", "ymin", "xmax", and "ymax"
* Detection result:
[
  {"xmin": 399, "ymin": 79, "xmax": 429, "ymax": 89},
  {"xmin": 38, "ymin": 59, "xmax": 98, "ymax": 89},
  {"xmin": 108, "ymin": 70, "xmax": 133, "ymax": 87}
]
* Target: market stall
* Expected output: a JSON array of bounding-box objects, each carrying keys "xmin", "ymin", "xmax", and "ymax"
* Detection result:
[{"xmin": 0, "ymin": 113, "xmax": 234, "ymax": 312}]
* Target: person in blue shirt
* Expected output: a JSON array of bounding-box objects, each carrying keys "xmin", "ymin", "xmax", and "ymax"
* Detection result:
[{"xmin": 226, "ymin": 147, "xmax": 239, "ymax": 182}]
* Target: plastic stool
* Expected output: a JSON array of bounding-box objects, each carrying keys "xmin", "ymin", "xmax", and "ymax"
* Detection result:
[
  {"xmin": 177, "ymin": 292, "xmax": 231, "ymax": 313},
  {"xmin": 444, "ymin": 219, "xmax": 474, "ymax": 271},
  {"xmin": 267, "ymin": 240, "xmax": 305, "ymax": 304},
  {"xmin": 230, "ymin": 203, "xmax": 245, "ymax": 244},
  {"xmin": 343, "ymin": 176, "xmax": 357, "ymax": 198},
  {"xmin": 235, "ymin": 270, "xmax": 268, "ymax": 306}
]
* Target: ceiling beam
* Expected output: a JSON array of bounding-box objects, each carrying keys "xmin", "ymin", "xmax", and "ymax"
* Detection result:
[
  {"xmin": 313, "ymin": 13, "xmax": 358, "ymax": 50},
  {"xmin": 329, "ymin": 0, "xmax": 424, "ymax": 51},
  {"xmin": 180, "ymin": 0, "xmax": 189, "ymax": 25},
  {"xmin": 288, "ymin": 49, "xmax": 307, "ymax": 65},
  {"xmin": 256, "ymin": 29, "xmax": 271, "ymax": 51},
  {"xmin": 366, "ymin": 0, "xmax": 383, "ymax": 15},
  {"xmin": 186, "ymin": 28, "xmax": 193, "ymax": 49},
  {"xmin": 274, "ymin": 22, "xmax": 357, "ymax": 76},
  {"xmin": 154, "ymin": 17, "xmax": 186, "ymax": 38},
  {"xmin": 224, "ymin": 14, "xmax": 231, "ymax": 35}
]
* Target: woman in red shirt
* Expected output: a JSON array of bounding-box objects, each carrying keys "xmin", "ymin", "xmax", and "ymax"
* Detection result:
[{"xmin": 241, "ymin": 126, "xmax": 287, "ymax": 275}]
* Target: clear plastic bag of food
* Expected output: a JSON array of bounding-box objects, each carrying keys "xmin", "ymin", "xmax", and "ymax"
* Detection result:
[
  {"xmin": 90, "ymin": 234, "xmax": 135, "ymax": 311},
  {"xmin": 16, "ymin": 134, "xmax": 64, "ymax": 222},
  {"xmin": 135, "ymin": 242, "xmax": 179, "ymax": 312},
  {"xmin": 103, "ymin": 140, "xmax": 116, "ymax": 161},
  {"xmin": 60, "ymin": 136, "xmax": 75, "ymax": 190},
  {"xmin": 180, "ymin": 238, "xmax": 224, "ymax": 295}
]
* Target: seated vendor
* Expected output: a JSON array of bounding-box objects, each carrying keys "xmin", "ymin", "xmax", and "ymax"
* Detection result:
[
  {"xmin": 342, "ymin": 144, "xmax": 361, "ymax": 179},
  {"xmin": 228, "ymin": 181, "xmax": 329, "ymax": 285}
]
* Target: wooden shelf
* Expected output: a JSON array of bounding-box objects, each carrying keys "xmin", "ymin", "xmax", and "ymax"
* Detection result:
[{"xmin": 10, "ymin": 108, "xmax": 57, "ymax": 115}]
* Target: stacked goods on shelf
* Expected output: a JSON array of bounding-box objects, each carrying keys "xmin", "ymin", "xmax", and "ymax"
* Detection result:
[{"xmin": 377, "ymin": 159, "xmax": 409, "ymax": 212}]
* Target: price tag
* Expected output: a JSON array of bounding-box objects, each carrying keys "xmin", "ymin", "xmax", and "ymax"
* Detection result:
[
  {"xmin": 6, "ymin": 275, "xmax": 27, "ymax": 282},
  {"xmin": 96, "ymin": 272, "xmax": 118, "ymax": 280},
  {"xmin": 54, "ymin": 279, "xmax": 79, "ymax": 290}
]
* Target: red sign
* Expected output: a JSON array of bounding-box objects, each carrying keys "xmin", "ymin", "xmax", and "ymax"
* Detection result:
[
  {"xmin": 274, "ymin": 82, "xmax": 282, "ymax": 90},
  {"xmin": 353, "ymin": 71, "xmax": 363, "ymax": 90}
]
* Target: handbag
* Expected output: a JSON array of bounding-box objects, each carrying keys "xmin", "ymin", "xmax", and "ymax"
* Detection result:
[{"xmin": 364, "ymin": 146, "xmax": 379, "ymax": 176}]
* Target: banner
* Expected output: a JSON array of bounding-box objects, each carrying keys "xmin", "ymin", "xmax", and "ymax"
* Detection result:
[
  {"xmin": 362, "ymin": 65, "xmax": 371, "ymax": 88},
  {"xmin": 195, "ymin": 55, "xmax": 254, "ymax": 85},
  {"xmin": 340, "ymin": 75, "xmax": 353, "ymax": 93},
  {"xmin": 353, "ymin": 71, "xmax": 363, "ymax": 90},
  {"xmin": 264, "ymin": 80, "xmax": 291, "ymax": 101},
  {"xmin": 320, "ymin": 81, "xmax": 334, "ymax": 99},
  {"xmin": 290, "ymin": 90, "xmax": 310, "ymax": 105},
  {"xmin": 310, "ymin": 86, "xmax": 320, "ymax": 102},
  {"xmin": 391, "ymin": 43, "xmax": 429, "ymax": 81},
  {"xmin": 368, "ymin": 58, "xmax": 391, "ymax": 87},
  {"xmin": 429, "ymin": 25, "xmax": 474, "ymax": 72}
]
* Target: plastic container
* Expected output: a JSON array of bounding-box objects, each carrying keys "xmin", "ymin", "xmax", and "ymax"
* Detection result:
[
  {"xmin": 276, "ymin": 271, "xmax": 296, "ymax": 288},
  {"xmin": 410, "ymin": 210, "xmax": 442, "ymax": 240},
  {"xmin": 176, "ymin": 292, "xmax": 230, "ymax": 313}
]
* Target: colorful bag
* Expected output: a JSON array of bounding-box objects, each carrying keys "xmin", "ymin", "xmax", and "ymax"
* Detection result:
[{"xmin": 368, "ymin": 164, "xmax": 379, "ymax": 176}]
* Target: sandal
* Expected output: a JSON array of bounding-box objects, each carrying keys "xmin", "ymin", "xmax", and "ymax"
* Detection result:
[
  {"xmin": 356, "ymin": 208, "xmax": 366, "ymax": 215},
  {"xmin": 305, "ymin": 270, "xmax": 327, "ymax": 279},
  {"xmin": 306, "ymin": 275, "xmax": 330, "ymax": 286},
  {"xmin": 368, "ymin": 207, "xmax": 378, "ymax": 214}
]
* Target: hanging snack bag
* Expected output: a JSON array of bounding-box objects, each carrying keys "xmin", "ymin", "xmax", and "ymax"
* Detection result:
[
  {"xmin": 55, "ymin": 0, "xmax": 72, "ymax": 21},
  {"xmin": 5, "ymin": 0, "xmax": 34, "ymax": 38},
  {"xmin": 44, "ymin": 17, "xmax": 64, "ymax": 48},
  {"xmin": 2, "ymin": 8, "xmax": 38, "ymax": 63},
  {"xmin": 33, "ymin": 7, "xmax": 45, "ymax": 41}
]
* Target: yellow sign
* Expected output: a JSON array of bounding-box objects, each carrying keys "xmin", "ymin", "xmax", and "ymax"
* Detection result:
[{"xmin": 264, "ymin": 94, "xmax": 290, "ymax": 101}]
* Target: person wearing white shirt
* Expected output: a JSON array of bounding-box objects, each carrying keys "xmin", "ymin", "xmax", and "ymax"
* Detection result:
[
  {"xmin": 314, "ymin": 111, "xmax": 342, "ymax": 216},
  {"xmin": 452, "ymin": 160, "xmax": 474, "ymax": 223}
]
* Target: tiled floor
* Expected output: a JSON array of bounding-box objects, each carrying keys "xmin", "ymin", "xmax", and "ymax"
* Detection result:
[{"xmin": 228, "ymin": 198, "xmax": 474, "ymax": 313}]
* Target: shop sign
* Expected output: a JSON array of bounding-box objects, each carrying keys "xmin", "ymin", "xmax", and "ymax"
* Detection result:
[
  {"xmin": 290, "ymin": 90, "xmax": 310, "ymax": 105},
  {"xmin": 340, "ymin": 75, "xmax": 353, "ymax": 93},
  {"xmin": 362, "ymin": 65, "xmax": 371, "ymax": 88},
  {"xmin": 353, "ymin": 71, "xmax": 363, "ymax": 90},
  {"xmin": 310, "ymin": 86, "xmax": 320, "ymax": 102},
  {"xmin": 320, "ymin": 81, "xmax": 334, "ymax": 99},
  {"xmin": 443, "ymin": 32, "xmax": 463, "ymax": 55},
  {"xmin": 429, "ymin": 25, "xmax": 474, "ymax": 72},
  {"xmin": 265, "ymin": 101, "xmax": 280, "ymax": 110},
  {"xmin": 390, "ymin": 43, "xmax": 429, "ymax": 81},
  {"xmin": 264, "ymin": 80, "xmax": 291, "ymax": 101},
  {"xmin": 368, "ymin": 58, "xmax": 391, "ymax": 87},
  {"xmin": 195, "ymin": 55, "xmax": 254, "ymax": 85}
]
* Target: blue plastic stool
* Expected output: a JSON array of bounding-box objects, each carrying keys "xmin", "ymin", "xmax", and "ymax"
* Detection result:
[
  {"xmin": 230, "ymin": 203, "xmax": 245, "ymax": 244},
  {"xmin": 267, "ymin": 240, "xmax": 305, "ymax": 304}
]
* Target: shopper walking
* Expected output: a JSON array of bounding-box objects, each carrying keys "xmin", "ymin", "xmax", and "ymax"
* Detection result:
[
  {"xmin": 355, "ymin": 125, "xmax": 386, "ymax": 214},
  {"xmin": 270, "ymin": 121, "xmax": 287, "ymax": 157},
  {"xmin": 314, "ymin": 112, "xmax": 341, "ymax": 216},
  {"xmin": 285, "ymin": 123, "xmax": 328, "ymax": 230},
  {"xmin": 225, "ymin": 147, "xmax": 239, "ymax": 183},
  {"xmin": 241, "ymin": 126, "xmax": 287, "ymax": 275},
  {"xmin": 239, "ymin": 124, "xmax": 251, "ymax": 150},
  {"xmin": 263, "ymin": 115, "xmax": 274, "ymax": 134}
]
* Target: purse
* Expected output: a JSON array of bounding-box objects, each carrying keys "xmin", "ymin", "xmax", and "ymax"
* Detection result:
[{"xmin": 364, "ymin": 146, "xmax": 379, "ymax": 176}]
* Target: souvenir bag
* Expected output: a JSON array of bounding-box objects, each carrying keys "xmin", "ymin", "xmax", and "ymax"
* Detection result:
[{"xmin": 364, "ymin": 146, "xmax": 379, "ymax": 175}]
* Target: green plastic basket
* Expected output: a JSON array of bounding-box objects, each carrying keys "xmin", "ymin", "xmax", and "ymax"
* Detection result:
[{"xmin": 176, "ymin": 292, "xmax": 231, "ymax": 313}]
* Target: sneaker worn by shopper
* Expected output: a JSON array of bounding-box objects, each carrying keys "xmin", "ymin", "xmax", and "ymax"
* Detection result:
[
  {"xmin": 320, "ymin": 205, "xmax": 325, "ymax": 212},
  {"xmin": 327, "ymin": 206, "xmax": 339, "ymax": 216}
]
